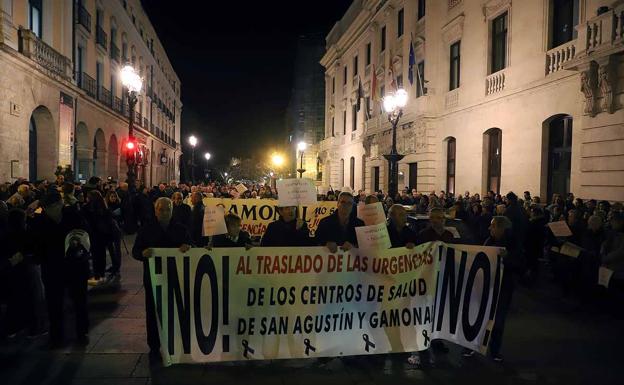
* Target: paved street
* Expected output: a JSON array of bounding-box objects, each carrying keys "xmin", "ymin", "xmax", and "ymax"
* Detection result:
[{"xmin": 1, "ymin": 235, "xmax": 621, "ymax": 385}]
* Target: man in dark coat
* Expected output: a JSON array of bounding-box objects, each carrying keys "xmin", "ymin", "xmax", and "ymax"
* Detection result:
[
  {"xmin": 315, "ymin": 191, "xmax": 365, "ymax": 252},
  {"xmin": 387, "ymin": 204, "xmax": 417, "ymax": 248},
  {"xmin": 261, "ymin": 206, "xmax": 312, "ymax": 247},
  {"xmin": 212, "ymin": 214, "xmax": 253, "ymax": 248},
  {"xmin": 417, "ymin": 207, "xmax": 454, "ymax": 244},
  {"xmin": 189, "ymin": 192, "xmax": 209, "ymax": 246},
  {"xmin": 132, "ymin": 197, "xmax": 191, "ymax": 359},
  {"xmin": 171, "ymin": 192, "xmax": 191, "ymax": 230}
]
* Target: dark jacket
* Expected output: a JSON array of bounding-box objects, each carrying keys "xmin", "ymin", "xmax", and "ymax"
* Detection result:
[
  {"xmin": 315, "ymin": 211, "xmax": 365, "ymax": 247},
  {"xmin": 417, "ymin": 226, "xmax": 454, "ymax": 245},
  {"xmin": 171, "ymin": 204, "xmax": 192, "ymax": 230},
  {"xmin": 261, "ymin": 218, "xmax": 312, "ymax": 247},
  {"xmin": 190, "ymin": 203, "xmax": 209, "ymax": 247},
  {"xmin": 387, "ymin": 223, "xmax": 418, "ymax": 248},
  {"xmin": 212, "ymin": 231, "xmax": 252, "ymax": 248}
]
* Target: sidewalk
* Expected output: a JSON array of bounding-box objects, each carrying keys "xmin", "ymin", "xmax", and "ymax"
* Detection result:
[{"xmin": 0, "ymin": 235, "xmax": 622, "ymax": 385}]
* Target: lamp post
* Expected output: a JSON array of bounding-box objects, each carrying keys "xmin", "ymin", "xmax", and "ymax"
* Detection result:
[
  {"xmin": 382, "ymin": 88, "xmax": 408, "ymax": 199},
  {"xmin": 120, "ymin": 65, "xmax": 143, "ymax": 191},
  {"xmin": 271, "ymin": 153, "xmax": 284, "ymax": 188},
  {"xmin": 296, "ymin": 141, "xmax": 307, "ymax": 178},
  {"xmin": 188, "ymin": 135, "xmax": 198, "ymax": 184},
  {"xmin": 204, "ymin": 152, "xmax": 211, "ymax": 181}
]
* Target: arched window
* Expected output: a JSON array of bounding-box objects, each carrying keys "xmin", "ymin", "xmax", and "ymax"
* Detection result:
[
  {"xmin": 446, "ymin": 137, "xmax": 456, "ymax": 195},
  {"xmin": 350, "ymin": 157, "xmax": 355, "ymax": 189},
  {"xmin": 484, "ymin": 128, "xmax": 502, "ymax": 194},
  {"xmin": 544, "ymin": 114, "xmax": 573, "ymax": 199}
]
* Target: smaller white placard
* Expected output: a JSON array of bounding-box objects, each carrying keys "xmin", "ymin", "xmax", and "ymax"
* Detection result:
[
  {"xmin": 559, "ymin": 242, "xmax": 582, "ymax": 258},
  {"xmin": 235, "ymin": 183, "xmax": 248, "ymax": 194},
  {"xmin": 547, "ymin": 221, "xmax": 573, "ymax": 237},
  {"xmin": 357, "ymin": 202, "xmax": 386, "ymax": 226},
  {"xmin": 598, "ymin": 266, "xmax": 614, "ymax": 288},
  {"xmin": 445, "ymin": 226, "xmax": 461, "ymax": 239},
  {"xmin": 276, "ymin": 178, "xmax": 317, "ymax": 206},
  {"xmin": 203, "ymin": 206, "xmax": 228, "ymax": 236},
  {"xmin": 355, "ymin": 223, "xmax": 391, "ymax": 252}
]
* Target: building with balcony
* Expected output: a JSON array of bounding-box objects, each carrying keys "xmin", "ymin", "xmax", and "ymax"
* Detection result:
[
  {"xmin": 320, "ymin": 0, "xmax": 624, "ymax": 201},
  {"xmin": 0, "ymin": 0, "xmax": 182, "ymax": 185},
  {"xmin": 286, "ymin": 34, "xmax": 326, "ymax": 182}
]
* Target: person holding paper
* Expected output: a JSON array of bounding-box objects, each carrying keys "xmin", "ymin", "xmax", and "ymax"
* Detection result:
[
  {"xmin": 387, "ymin": 205, "xmax": 417, "ymax": 249},
  {"xmin": 212, "ymin": 214, "xmax": 253, "ymax": 248},
  {"xmin": 315, "ymin": 191, "xmax": 364, "ymax": 252},
  {"xmin": 132, "ymin": 198, "xmax": 191, "ymax": 361},
  {"xmin": 261, "ymin": 206, "xmax": 311, "ymax": 247}
]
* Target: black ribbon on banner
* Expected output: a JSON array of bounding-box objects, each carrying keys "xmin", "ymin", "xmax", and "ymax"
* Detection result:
[
  {"xmin": 303, "ymin": 338, "xmax": 316, "ymax": 355},
  {"xmin": 242, "ymin": 339, "xmax": 255, "ymax": 359},
  {"xmin": 422, "ymin": 330, "xmax": 430, "ymax": 347},
  {"xmin": 362, "ymin": 334, "xmax": 376, "ymax": 352}
]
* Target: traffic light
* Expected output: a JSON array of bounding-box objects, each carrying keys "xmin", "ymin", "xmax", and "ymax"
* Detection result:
[{"xmin": 125, "ymin": 140, "xmax": 135, "ymax": 151}]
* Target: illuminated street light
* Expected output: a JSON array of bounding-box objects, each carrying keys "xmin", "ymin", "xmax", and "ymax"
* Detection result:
[
  {"xmin": 297, "ymin": 141, "xmax": 307, "ymax": 178},
  {"xmin": 188, "ymin": 135, "xmax": 198, "ymax": 183},
  {"xmin": 271, "ymin": 153, "xmax": 285, "ymax": 167},
  {"xmin": 120, "ymin": 65, "xmax": 143, "ymax": 190},
  {"xmin": 382, "ymin": 88, "xmax": 408, "ymax": 198},
  {"xmin": 204, "ymin": 152, "xmax": 211, "ymax": 161}
]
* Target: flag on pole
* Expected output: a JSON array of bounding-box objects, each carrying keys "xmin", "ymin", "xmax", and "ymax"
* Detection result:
[{"xmin": 408, "ymin": 36, "xmax": 416, "ymax": 86}]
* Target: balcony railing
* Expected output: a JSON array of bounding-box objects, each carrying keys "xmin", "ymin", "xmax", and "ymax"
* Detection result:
[
  {"xmin": 575, "ymin": 4, "xmax": 624, "ymax": 56},
  {"xmin": 546, "ymin": 40, "xmax": 576, "ymax": 75},
  {"xmin": 18, "ymin": 28, "xmax": 72, "ymax": 80},
  {"xmin": 75, "ymin": 4, "xmax": 91, "ymax": 33},
  {"xmin": 485, "ymin": 70, "xmax": 505, "ymax": 95},
  {"xmin": 98, "ymin": 86, "xmax": 112, "ymax": 107},
  {"xmin": 113, "ymin": 96, "xmax": 123, "ymax": 113},
  {"xmin": 80, "ymin": 72, "xmax": 96, "ymax": 97},
  {"xmin": 110, "ymin": 42, "xmax": 120, "ymax": 63},
  {"xmin": 96, "ymin": 25, "xmax": 107, "ymax": 49}
]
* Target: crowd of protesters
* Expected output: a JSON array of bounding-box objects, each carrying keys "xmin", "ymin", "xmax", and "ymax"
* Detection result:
[{"xmin": 1, "ymin": 175, "xmax": 623, "ymax": 368}]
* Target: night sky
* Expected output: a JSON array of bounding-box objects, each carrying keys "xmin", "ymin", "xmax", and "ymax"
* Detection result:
[{"xmin": 141, "ymin": 0, "xmax": 352, "ymax": 169}]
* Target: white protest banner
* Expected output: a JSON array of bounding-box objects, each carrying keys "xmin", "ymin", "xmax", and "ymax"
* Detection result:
[
  {"xmin": 355, "ymin": 223, "xmax": 392, "ymax": 251},
  {"xmin": 276, "ymin": 178, "xmax": 317, "ymax": 207},
  {"xmin": 357, "ymin": 202, "xmax": 387, "ymax": 226},
  {"xmin": 149, "ymin": 242, "xmax": 503, "ymax": 366},
  {"xmin": 559, "ymin": 242, "xmax": 582, "ymax": 258},
  {"xmin": 235, "ymin": 183, "xmax": 248, "ymax": 194},
  {"xmin": 202, "ymin": 206, "xmax": 228, "ymax": 236},
  {"xmin": 598, "ymin": 266, "xmax": 614, "ymax": 288},
  {"xmin": 547, "ymin": 221, "xmax": 573, "ymax": 237}
]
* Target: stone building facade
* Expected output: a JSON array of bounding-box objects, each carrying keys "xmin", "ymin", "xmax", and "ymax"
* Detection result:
[
  {"xmin": 0, "ymin": 0, "xmax": 181, "ymax": 184},
  {"xmin": 320, "ymin": 0, "xmax": 624, "ymax": 201}
]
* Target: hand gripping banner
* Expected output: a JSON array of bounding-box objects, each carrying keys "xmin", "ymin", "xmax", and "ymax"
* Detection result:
[{"xmin": 148, "ymin": 242, "xmax": 503, "ymax": 366}]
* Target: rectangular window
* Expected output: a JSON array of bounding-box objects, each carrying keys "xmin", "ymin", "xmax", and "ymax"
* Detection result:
[
  {"xmin": 350, "ymin": 157, "xmax": 355, "ymax": 189},
  {"xmin": 397, "ymin": 74, "xmax": 403, "ymax": 88},
  {"xmin": 343, "ymin": 66, "xmax": 347, "ymax": 85},
  {"xmin": 343, "ymin": 110, "xmax": 347, "ymax": 135},
  {"xmin": 449, "ymin": 41, "xmax": 461, "ymax": 90},
  {"xmin": 380, "ymin": 86, "xmax": 385, "ymax": 114},
  {"xmin": 366, "ymin": 43, "xmax": 371, "ymax": 66},
  {"xmin": 418, "ymin": 0, "xmax": 426, "ymax": 20},
  {"xmin": 352, "ymin": 104, "xmax": 357, "ymax": 131},
  {"xmin": 487, "ymin": 129, "xmax": 502, "ymax": 193},
  {"xmin": 373, "ymin": 167, "xmax": 380, "ymax": 192},
  {"xmin": 398, "ymin": 8, "xmax": 404, "ymax": 37},
  {"xmin": 353, "ymin": 55, "xmax": 358, "ymax": 76},
  {"xmin": 331, "ymin": 117, "xmax": 335, "ymax": 136},
  {"xmin": 76, "ymin": 46, "xmax": 84, "ymax": 85},
  {"xmin": 416, "ymin": 61, "xmax": 425, "ymax": 97},
  {"xmin": 332, "ymin": 77, "xmax": 335, "ymax": 94},
  {"xmin": 96, "ymin": 61, "xmax": 103, "ymax": 88},
  {"xmin": 491, "ymin": 12, "xmax": 508, "ymax": 73},
  {"xmin": 409, "ymin": 162, "xmax": 418, "ymax": 190},
  {"xmin": 29, "ymin": 0, "xmax": 42, "ymax": 38},
  {"xmin": 381, "ymin": 26, "xmax": 386, "ymax": 51},
  {"xmin": 447, "ymin": 139, "xmax": 456, "ymax": 195},
  {"xmin": 551, "ymin": 0, "xmax": 579, "ymax": 48}
]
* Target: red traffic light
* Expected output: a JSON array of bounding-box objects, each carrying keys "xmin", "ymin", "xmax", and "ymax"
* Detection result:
[{"xmin": 126, "ymin": 141, "xmax": 136, "ymax": 150}]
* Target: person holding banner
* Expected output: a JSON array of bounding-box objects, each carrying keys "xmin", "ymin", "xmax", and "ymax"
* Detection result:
[
  {"xmin": 315, "ymin": 191, "xmax": 365, "ymax": 252},
  {"xmin": 261, "ymin": 206, "xmax": 311, "ymax": 247},
  {"xmin": 132, "ymin": 197, "xmax": 191, "ymax": 360},
  {"xmin": 189, "ymin": 192, "xmax": 209, "ymax": 247}
]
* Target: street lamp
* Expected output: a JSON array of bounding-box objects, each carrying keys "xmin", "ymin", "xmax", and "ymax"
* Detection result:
[
  {"xmin": 297, "ymin": 141, "xmax": 307, "ymax": 178},
  {"xmin": 383, "ymin": 88, "xmax": 408, "ymax": 198},
  {"xmin": 120, "ymin": 65, "xmax": 143, "ymax": 190},
  {"xmin": 204, "ymin": 152, "xmax": 211, "ymax": 161},
  {"xmin": 188, "ymin": 135, "xmax": 198, "ymax": 184}
]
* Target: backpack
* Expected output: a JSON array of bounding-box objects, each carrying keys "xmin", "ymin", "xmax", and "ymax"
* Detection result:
[{"xmin": 65, "ymin": 229, "xmax": 91, "ymax": 261}]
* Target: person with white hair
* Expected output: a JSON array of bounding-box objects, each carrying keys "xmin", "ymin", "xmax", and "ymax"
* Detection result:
[{"xmin": 132, "ymin": 197, "xmax": 192, "ymax": 361}]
